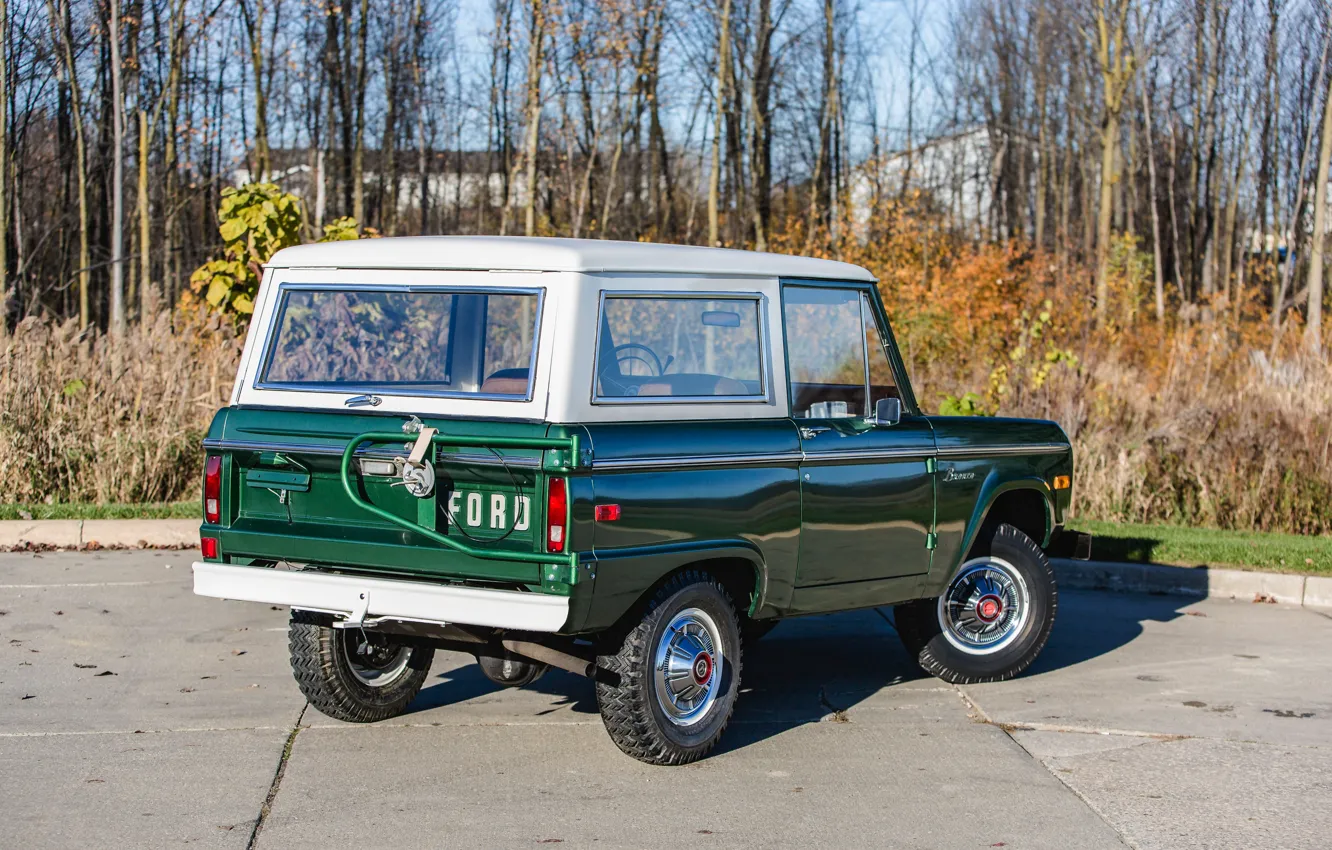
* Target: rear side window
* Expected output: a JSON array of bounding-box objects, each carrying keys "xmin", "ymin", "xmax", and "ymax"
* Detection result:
[
  {"xmin": 258, "ymin": 287, "xmax": 540, "ymax": 398},
  {"xmin": 595, "ymin": 294, "xmax": 766, "ymax": 401}
]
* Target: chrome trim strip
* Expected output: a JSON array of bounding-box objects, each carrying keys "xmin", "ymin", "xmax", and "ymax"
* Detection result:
[
  {"xmin": 936, "ymin": 443, "xmax": 1069, "ymax": 458},
  {"xmin": 202, "ymin": 438, "xmax": 544, "ymax": 468},
  {"xmin": 591, "ymin": 452, "xmax": 803, "ymax": 471},
  {"xmin": 192, "ymin": 562, "xmax": 569, "ymax": 632},
  {"xmin": 436, "ymin": 452, "xmax": 542, "ymax": 469},
  {"xmin": 204, "ymin": 438, "xmax": 350, "ymax": 457},
  {"xmin": 799, "ymin": 447, "xmax": 935, "ymax": 463}
]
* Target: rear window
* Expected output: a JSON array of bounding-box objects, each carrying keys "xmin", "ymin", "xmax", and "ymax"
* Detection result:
[{"xmin": 258, "ymin": 287, "xmax": 540, "ymax": 398}]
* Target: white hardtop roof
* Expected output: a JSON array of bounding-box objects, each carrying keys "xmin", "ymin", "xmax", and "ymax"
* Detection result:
[{"xmin": 265, "ymin": 235, "xmax": 876, "ymax": 282}]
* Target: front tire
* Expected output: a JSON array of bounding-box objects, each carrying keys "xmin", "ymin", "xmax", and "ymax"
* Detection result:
[
  {"xmin": 288, "ymin": 612, "xmax": 433, "ymax": 722},
  {"xmin": 595, "ymin": 571, "xmax": 742, "ymax": 765},
  {"xmin": 895, "ymin": 523, "xmax": 1057, "ymax": 684}
]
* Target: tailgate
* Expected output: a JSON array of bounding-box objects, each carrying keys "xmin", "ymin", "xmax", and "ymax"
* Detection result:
[{"xmin": 204, "ymin": 407, "xmax": 579, "ymax": 584}]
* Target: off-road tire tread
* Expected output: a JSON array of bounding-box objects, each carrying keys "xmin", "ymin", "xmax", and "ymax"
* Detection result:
[
  {"xmin": 596, "ymin": 571, "xmax": 741, "ymax": 766},
  {"xmin": 288, "ymin": 611, "xmax": 432, "ymax": 723},
  {"xmin": 896, "ymin": 523, "xmax": 1057, "ymax": 685}
]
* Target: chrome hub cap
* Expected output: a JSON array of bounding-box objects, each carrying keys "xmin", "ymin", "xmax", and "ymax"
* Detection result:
[
  {"xmin": 339, "ymin": 631, "xmax": 412, "ymax": 687},
  {"xmin": 654, "ymin": 608, "xmax": 724, "ymax": 727},
  {"xmin": 938, "ymin": 557, "xmax": 1030, "ymax": 655}
]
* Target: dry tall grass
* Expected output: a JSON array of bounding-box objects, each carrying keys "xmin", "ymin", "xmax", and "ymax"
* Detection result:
[
  {"xmin": 3, "ymin": 248, "xmax": 1329, "ymax": 535},
  {"xmin": 0, "ymin": 310, "xmax": 240, "ymax": 504}
]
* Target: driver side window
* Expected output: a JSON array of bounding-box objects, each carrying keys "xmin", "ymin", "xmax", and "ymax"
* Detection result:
[{"xmin": 594, "ymin": 294, "xmax": 765, "ymax": 400}]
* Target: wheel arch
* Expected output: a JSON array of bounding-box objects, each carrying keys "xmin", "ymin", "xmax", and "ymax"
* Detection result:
[
  {"xmin": 960, "ymin": 479, "xmax": 1055, "ymax": 563},
  {"xmin": 572, "ymin": 541, "xmax": 768, "ymax": 636}
]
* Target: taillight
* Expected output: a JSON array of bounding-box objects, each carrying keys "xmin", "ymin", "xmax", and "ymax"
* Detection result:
[
  {"xmin": 546, "ymin": 477, "xmax": 568, "ymax": 553},
  {"xmin": 204, "ymin": 455, "xmax": 222, "ymax": 523},
  {"xmin": 200, "ymin": 536, "xmax": 219, "ymax": 559}
]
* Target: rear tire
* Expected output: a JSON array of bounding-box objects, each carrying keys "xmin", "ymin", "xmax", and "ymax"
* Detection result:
[
  {"xmin": 895, "ymin": 523, "xmax": 1057, "ymax": 684},
  {"xmin": 595, "ymin": 571, "xmax": 742, "ymax": 765},
  {"xmin": 288, "ymin": 612, "xmax": 433, "ymax": 722}
]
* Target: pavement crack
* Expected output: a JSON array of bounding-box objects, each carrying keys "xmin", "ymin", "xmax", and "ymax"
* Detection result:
[
  {"xmin": 959, "ymin": 685, "xmax": 1138, "ymax": 849},
  {"xmin": 247, "ymin": 704, "xmax": 307, "ymax": 850}
]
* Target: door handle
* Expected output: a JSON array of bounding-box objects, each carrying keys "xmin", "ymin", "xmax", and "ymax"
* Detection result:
[{"xmin": 798, "ymin": 426, "xmax": 831, "ymax": 440}]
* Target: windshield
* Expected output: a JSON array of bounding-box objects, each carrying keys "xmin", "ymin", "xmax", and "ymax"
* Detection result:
[{"xmin": 258, "ymin": 287, "xmax": 540, "ymax": 398}]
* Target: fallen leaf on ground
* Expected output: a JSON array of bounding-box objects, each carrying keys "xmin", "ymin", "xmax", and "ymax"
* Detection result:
[
  {"xmin": 21, "ymin": 694, "xmax": 35, "ymax": 700},
  {"xmin": 74, "ymin": 663, "xmax": 97, "ymax": 669},
  {"xmin": 94, "ymin": 670, "xmax": 117, "ymax": 677}
]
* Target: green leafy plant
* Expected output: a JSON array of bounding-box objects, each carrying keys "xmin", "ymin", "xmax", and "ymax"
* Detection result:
[
  {"xmin": 188, "ymin": 183, "xmax": 305, "ymax": 318},
  {"xmin": 318, "ymin": 216, "xmax": 362, "ymax": 242},
  {"xmin": 938, "ymin": 391, "xmax": 991, "ymax": 417}
]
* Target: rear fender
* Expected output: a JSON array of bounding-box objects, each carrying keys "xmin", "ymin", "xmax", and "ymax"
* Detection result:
[{"xmin": 569, "ymin": 540, "xmax": 766, "ymax": 634}]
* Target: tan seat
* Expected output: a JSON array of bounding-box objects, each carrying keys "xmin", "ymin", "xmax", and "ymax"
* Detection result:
[
  {"xmin": 479, "ymin": 375, "xmax": 530, "ymax": 395},
  {"xmin": 636, "ymin": 375, "xmax": 748, "ymax": 397}
]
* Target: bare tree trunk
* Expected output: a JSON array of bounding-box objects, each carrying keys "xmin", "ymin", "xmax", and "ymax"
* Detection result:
[
  {"xmin": 748, "ymin": 0, "xmax": 773, "ymax": 251},
  {"xmin": 1273, "ymin": 29, "xmax": 1329, "ymax": 334},
  {"xmin": 1091, "ymin": 0, "xmax": 1137, "ymax": 328},
  {"xmin": 137, "ymin": 109, "xmax": 152, "ymax": 313},
  {"xmin": 239, "ymin": 0, "xmax": 270, "ymax": 180},
  {"xmin": 0, "ymin": 0, "xmax": 7, "ymax": 299},
  {"xmin": 1305, "ymin": 66, "xmax": 1332, "ymax": 354},
  {"xmin": 707, "ymin": 0, "xmax": 732, "ymax": 247},
  {"xmin": 352, "ymin": 0, "xmax": 369, "ymax": 225},
  {"xmin": 805, "ymin": 0, "xmax": 835, "ymax": 250},
  {"xmin": 109, "ymin": 0, "xmax": 126, "ymax": 332},
  {"xmin": 1140, "ymin": 77, "xmax": 1166, "ymax": 321},
  {"xmin": 1165, "ymin": 103, "xmax": 1187, "ymax": 304},
  {"xmin": 411, "ymin": 0, "xmax": 429, "ymax": 234},
  {"xmin": 519, "ymin": 0, "xmax": 545, "ymax": 236}
]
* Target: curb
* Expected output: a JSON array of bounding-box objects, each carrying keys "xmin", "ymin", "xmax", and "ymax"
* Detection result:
[
  {"xmin": 0, "ymin": 518, "xmax": 197, "ymax": 550},
  {"xmin": 1052, "ymin": 558, "xmax": 1330, "ymax": 609},
  {"xmin": 2, "ymin": 520, "xmax": 1329, "ymax": 609}
]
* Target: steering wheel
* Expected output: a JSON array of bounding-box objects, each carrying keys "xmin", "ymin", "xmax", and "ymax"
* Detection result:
[{"xmin": 611, "ymin": 342, "xmax": 666, "ymax": 377}]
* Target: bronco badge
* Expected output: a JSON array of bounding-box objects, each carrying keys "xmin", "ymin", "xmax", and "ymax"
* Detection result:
[{"xmin": 942, "ymin": 467, "xmax": 977, "ymax": 482}]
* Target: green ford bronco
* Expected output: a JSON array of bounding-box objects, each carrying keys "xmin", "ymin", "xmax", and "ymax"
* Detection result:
[{"xmin": 193, "ymin": 236, "xmax": 1089, "ymax": 765}]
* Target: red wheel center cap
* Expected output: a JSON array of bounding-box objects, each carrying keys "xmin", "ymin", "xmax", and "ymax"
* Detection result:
[
  {"xmin": 976, "ymin": 595, "xmax": 1003, "ymax": 623},
  {"xmin": 692, "ymin": 652, "xmax": 713, "ymax": 685}
]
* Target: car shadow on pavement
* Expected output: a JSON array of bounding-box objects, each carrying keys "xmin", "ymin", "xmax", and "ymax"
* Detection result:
[
  {"xmin": 404, "ymin": 591, "xmax": 1195, "ymax": 747},
  {"xmin": 410, "ymin": 663, "xmax": 600, "ymax": 714}
]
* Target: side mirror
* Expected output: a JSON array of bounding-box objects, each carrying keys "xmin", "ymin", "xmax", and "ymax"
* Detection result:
[{"xmin": 869, "ymin": 397, "xmax": 902, "ymax": 427}]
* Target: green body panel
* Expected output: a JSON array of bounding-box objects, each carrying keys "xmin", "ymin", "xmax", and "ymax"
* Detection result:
[
  {"xmin": 921, "ymin": 416, "xmax": 1071, "ymax": 597},
  {"xmin": 205, "ymin": 407, "xmax": 592, "ymax": 594},
  {"xmin": 571, "ymin": 420, "xmax": 801, "ymax": 631},
  {"xmin": 792, "ymin": 415, "xmax": 936, "ymax": 587},
  {"xmin": 200, "ymin": 282, "xmax": 1073, "ymax": 635}
]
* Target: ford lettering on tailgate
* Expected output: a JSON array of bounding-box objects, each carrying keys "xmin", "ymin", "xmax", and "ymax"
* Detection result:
[{"xmin": 444, "ymin": 488, "xmax": 532, "ymax": 539}]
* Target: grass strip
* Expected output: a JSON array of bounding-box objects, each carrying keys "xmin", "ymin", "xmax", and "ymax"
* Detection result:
[
  {"xmin": 0, "ymin": 501, "xmax": 196, "ymax": 521},
  {"xmin": 1069, "ymin": 519, "xmax": 1332, "ymax": 576}
]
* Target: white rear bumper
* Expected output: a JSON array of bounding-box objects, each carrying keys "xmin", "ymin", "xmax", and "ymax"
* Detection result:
[{"xmin": 192, "ymin": 562, "xmax": 570, "ymax": 632}]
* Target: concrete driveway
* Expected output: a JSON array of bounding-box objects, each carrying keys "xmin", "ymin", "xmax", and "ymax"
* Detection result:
[{"xmin": 3, "ymin": 551, "xmax": 1329, "ymax": 849}]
